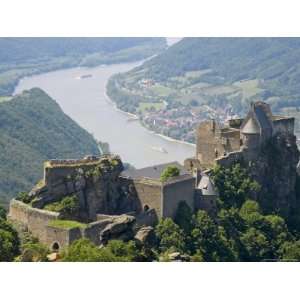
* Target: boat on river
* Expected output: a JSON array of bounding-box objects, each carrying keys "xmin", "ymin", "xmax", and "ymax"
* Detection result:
[
  {"xmin": 151, "ymin": 146, "xmax": 168, "ymax": 154},
  {"xmin": 76, "ymin": 74, "xmax": 93, "ymax": 79}
]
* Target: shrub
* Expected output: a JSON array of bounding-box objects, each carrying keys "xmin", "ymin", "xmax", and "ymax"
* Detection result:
[
  {"xmin": 155, "ymin": 218, "xmax": 185, "ymax": 252},
  {"xmin": 0, "ymin": 219, "xmax": 20, "ymax": 261},
  {"xmin": 0, "ymin": 205, "xmax": 6, "ymax": 220},
  {"xmin": 44, "ymin": 195, "xmax": 80, "ymax": 219},
  {"xmin": 160, "ymin": 165, "xmax": 180, "ymax": 182},
  {"xmin": 16, "ymin": 191, "xmax": 31, "ymax": 204},
  {"xmin": 19, "ymin": 242, "xmax": 49, "ymax": 262},
  {"xmin": 62, "ymin": 239, "xmax": 139, "ymax": 262}
]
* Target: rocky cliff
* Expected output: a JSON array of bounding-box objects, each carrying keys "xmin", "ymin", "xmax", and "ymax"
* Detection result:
[
  {"xmin": 25, "ymin": 155, "xmax": 138, "ymax": 222},
  {"xmin": 247, "ymin": 133, "xmax": 300, "ymax": 218}
]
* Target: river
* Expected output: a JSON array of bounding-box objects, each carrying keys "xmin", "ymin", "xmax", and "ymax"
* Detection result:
[{"xmin": 14, "ymin": 61, "xmax": 195, "ymax": 168}]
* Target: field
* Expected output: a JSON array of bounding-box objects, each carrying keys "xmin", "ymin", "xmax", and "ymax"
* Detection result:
[
  {"xmin": 138, "ymin": 101, "xmax": 165, "ymax": 112},
  {"xmin": 234, "ymin": 79, "xmax": 264, "ymax": 100},
  {"xmin": 147, "ymin": 84, "xmax": 174, "ymax": 97}
]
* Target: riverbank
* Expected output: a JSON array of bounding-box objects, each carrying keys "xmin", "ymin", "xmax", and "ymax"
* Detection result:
[
  {"xmin": 104, "ymin": 89, "xmax": 196, "ymax": 148},
  {"xmin": 14, "ymin": 62, "xmax": 195, "ymax": 168}
]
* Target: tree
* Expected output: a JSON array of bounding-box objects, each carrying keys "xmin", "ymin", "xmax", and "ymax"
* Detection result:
[
  {"xmin": 239, "ymin": 200, "xmax": 261, "ymax": 217},
  {"xmin": 239, "ymin": 200, "xmax": 266, "ymax": 229},
  {"xmin": 155, "ymin": 218, "xmax": 185, "ymax": 253},
  {"xmin": 62, "ymin": 239, "xmax": 118, "ymax": 262},
  {"xmin": 263, "ymin": 215, "xmax": 290, "ymax": 256},
  {"xmin": 19, "ymin": 242, "xmax": 49, "ymax": 262},
  {"xmin": 160, "ymin": 165, "xmax": 180, "ymax": 182},
  {"xmin": 191, "ymin": 210, "xmax": 234, "ymax": 261},
  {"xmin": 0, "ymin": 205, "xmax": 6, "ymax": 220},
  {"xmin": 105, "ymin": 240, "xmax": 139, "ymax": 262},
  {"xmin": 211, "ymin": 164, "xmax": 260, "ymax": 208},
  {"xmin": 62, "ymin": 239, "xmax": 140, "ymax": 262},
  {"xmin": 0, "ymin": 219, "xmax": 20, "ymax": 261},
  {"xmin": 279, "ymin": 241, "xmax": 300, "ymax": 261},
  {"xmin": 240, "ymin": 228, "xmax": 270, "ymax": 261},
  {"xmin": 174, "ymin": 201, "xmax": 193, "ymax": 234},
  {"xmin": 44, "ymin": 195, "xmax": 80, "ymax": 220}
]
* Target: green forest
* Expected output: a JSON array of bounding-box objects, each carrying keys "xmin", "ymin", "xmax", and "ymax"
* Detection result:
[
  {"xmin": 2, "ymin": 163, "xmax": 300, "ymax": 262},
  {"xmin": 0, "ymin": 88, "xmax": 100, "ymax": 206},
  {"xmin": 0, "ymin": 37, "xmax": 166, "ymax": 96}
]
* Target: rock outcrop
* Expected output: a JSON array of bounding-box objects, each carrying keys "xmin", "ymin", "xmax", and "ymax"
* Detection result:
[
  {"xmin": 24, "ymin": 155, "xmax": 139, "ymax": 222},
  {"xmin": 134, "ymin": 226, "xmax": 157, "ymax": 247},
  {"xmin": 248, "ymin": 133, "xmax": 299, "ymax": 217},
  {"xmin": 99, "ymin": 215, "xmax": 136, "ymax": 243}
]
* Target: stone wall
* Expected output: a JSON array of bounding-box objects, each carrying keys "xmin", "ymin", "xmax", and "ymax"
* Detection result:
[
  {"xmin": 119, "ymin": 175, "xmax": 195, "ymax": 220},
  {"xmin": 194, "ymin": 191, "xmax": 217, "ymax": 216},
  {"xmin": 132, "ymin": 178, "xmax": 163, "ymax": 217},
  {"xmin": 196, "ymin": 120, "xmax": 224, "ymax": 169},
  {"xmin": 9, "ymin": 199, "xmax": 60, "ymax": 244},
  {"xmin": 162, "ymin": 175, "xmax": 195, "ymax": 219},
  {"xmin": 221, "ymin": 128, "xmax": 241, "ymax": 152},
  {"xmin": 215, "ymin": 150, "xmax": 244, "ymax": 168},
  {"xmin": 273, "ymin": 118, "xmax": 294, "ymax": 135},
  {"xmin": 45, "ymin": 226, "xmax": 82, "ymax": 250},
  {"xmin": 196, "ymin": 121, "xmax": 241, "ymax": 169}
]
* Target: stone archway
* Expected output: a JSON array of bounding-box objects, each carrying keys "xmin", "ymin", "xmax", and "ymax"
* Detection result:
[{"xmin": 52, "ymin": 242, "xmax": 60, "ymax": 252}]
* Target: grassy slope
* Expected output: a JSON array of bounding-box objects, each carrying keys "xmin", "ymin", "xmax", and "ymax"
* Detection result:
[{"xmin": 0, "ymin": 88, "xmax": 100, "ymax": 206}]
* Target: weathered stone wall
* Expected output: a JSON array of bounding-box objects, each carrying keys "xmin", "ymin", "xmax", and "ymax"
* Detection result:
[
  {"xmin": 221, "ymin": 129, "xmax": 241, "ymax": 152},
  {"xmin": 119, "ymin": 176, "xmax": 163, "ymax": 217},
  {"xmin": 135, "ymin": 208, "xmax": 158, "ymax": 228},
  {"xmin": 194, "ymin": 191, "xmax": 217, "ymax": 216},
  {"xmin": 9, "ymin": 199, "xmax": 60, "ymax": 244},
  {"xmin": 215, "ymin": 150, "xmax": 244, "ymax": 168},
  {"xmin": 196, "ymin": 121, "xmax": 241, "ymax": 169},
  {"xmin": 45, "ymin": 226, "xmax": 82, "ymax": 250},
  {"xmin": 196, "ymin": 120, "xmax": 224, "ymax": 169},
  {"xmin": 162, "ymin": 176, "xmax": 195, "ymax": 219},
  {"xmin": 133, "ymin": 179, "xmax": 163, "ymax": 217},
  {"xmin": 273, "ymin": 118, "xmax": 294, "ymax": 135}
]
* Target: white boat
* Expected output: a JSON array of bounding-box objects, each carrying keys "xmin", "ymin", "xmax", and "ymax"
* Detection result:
[
  {"xmin": 76, "ymin": 74, "xmax": 93, "ymax": 80},
  {"xmin": 127, "ymin": 115, "xmax": 139, "ymax": 122},
  {"xmin": 151, "ymin": 146, "xmax": 168, "ymax": 153}
]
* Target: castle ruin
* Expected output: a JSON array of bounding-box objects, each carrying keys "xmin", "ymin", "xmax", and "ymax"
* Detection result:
[
  {"xmin": 9, "ymin": 101, "xmax": 297, "ymax": 251},
  {"xmin": 185, "ymin": 101, "xmax": 295, "ymax": 171}
]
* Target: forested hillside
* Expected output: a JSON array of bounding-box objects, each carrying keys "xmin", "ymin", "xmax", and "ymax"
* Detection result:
[
  {"xmin": 137, "ymin": 38, "xmax": 300, "ymax": 109},
  {"xmin": 0, "ymin": 88, "xmax": 100, "ymax": 205},
  {"xmin": 108, "ymin": 38, "xmax": 300, "ymax": 142},
  {"xmin": 0, "ymin": 37, "xmax": 166, "ymax": 96}
]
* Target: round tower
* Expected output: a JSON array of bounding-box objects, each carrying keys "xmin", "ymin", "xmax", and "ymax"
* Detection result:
[{"xmin": 241, "ymin": 116, "xmax": 260, "ymax": 149}]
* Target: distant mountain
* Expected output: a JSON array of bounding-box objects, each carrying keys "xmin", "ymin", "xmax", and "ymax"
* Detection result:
[
  {"xmin": 108, "ymin": 38, "xmax": 300, "ymax": 141},
  {"xmin": 0, "ymin": 37, "xmax": 166, "ymax": 96},
  {"xmin": 138, "ymin": 38, "xmax": 300, "ymax": 110},
  {"xmin": 0, "ymin": 37, "xmax": 165, "ymax": 63},
  {"xmin": 0, "ymin": 88, "xmax": 100, "ymax": 206}
]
